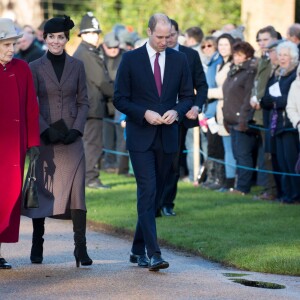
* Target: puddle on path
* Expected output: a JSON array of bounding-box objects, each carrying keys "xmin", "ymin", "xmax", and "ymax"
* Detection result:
[
  {"xmin": 231, "ymin": 278, "xmax": 285, "ymax": 289},
  {"xmin": 223, "ymin": 273, "xmax": 286, "ymax": 289}
]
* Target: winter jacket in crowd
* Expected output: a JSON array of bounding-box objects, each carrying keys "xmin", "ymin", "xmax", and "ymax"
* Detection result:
[{"xmin": 222, "ymin": 58, "xmax": 257, "ymax": 130}]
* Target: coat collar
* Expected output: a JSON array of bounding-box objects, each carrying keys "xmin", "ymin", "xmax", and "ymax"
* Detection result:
[{"xmin": 40, "ymin": 52, "xmax": 75, "ymax": 87}]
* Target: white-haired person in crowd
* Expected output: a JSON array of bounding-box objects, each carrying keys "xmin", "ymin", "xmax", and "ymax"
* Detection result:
[{"xmin": 261, "ymin": 41, "xmax": 300, "ymax": 204}]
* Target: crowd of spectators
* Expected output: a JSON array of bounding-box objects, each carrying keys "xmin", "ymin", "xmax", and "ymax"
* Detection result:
[
  {"xmin": 194, "ymin": 23, "xmax": 300, "ymax": 205},
  {"xmin": 11, "ymin": 15, "xmax": 300, "ymax": 205}
]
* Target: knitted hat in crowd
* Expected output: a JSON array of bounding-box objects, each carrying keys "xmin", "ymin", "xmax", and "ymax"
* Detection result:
[
  {"xmin": 44, "ymin": 15, "xmax": 74, "ymax": 34},
  {"xmin": 104, "ymin": 32, "xmax": 120, "ymax": 48},
  {"xmin": 228, "ymin": 25, "xmax": 245, "ymax": 41},
  {"xmin": 78, "ymin": 12, "xmax": 101, "ymax": 36},
  {"xmin": 0, "ymin": 18, "xmax": 23, "ymax": 40},
  {"xmin": 118, "ymin": 30, "xmax": 140, "ymax": 47}
]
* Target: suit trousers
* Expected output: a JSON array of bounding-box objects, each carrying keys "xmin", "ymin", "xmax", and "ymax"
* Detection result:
[
  {"xmin": 160, "ymin": 124, "xmax": 188, "ymax": 209},
  {"xmin": 129, "ymin": 127, "xmax": 175, "ymax": 258},
  {"xmin": 115, "ymin": 124, "xmax": 129, "ymax": 174},
  {"xmin": 231, "ymin": 127, "xmax": 257, "ymax": 193},
  {"xmin": 83, "ymin": 118, "xmax": 103, "ymax": 184},
  {"xmin": 256, "ymin": 131, "xmax": 277, "ymax": 196},
  {"xmin": 102, "ymin": 118, "xmax": 117, "ymax": 169}
]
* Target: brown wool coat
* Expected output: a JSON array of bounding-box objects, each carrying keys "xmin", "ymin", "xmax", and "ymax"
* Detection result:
[{"xmin": 22, "ymin": 53, "xmax": 89, "ymax": 219}]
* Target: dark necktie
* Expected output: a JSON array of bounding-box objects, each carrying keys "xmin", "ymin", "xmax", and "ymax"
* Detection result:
[{"xmin": 154, "ymin": 52, "xmax": 162, "ymax": 96}]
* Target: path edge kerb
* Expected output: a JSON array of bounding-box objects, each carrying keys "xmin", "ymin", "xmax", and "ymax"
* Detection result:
[{"xmin": 87, "ymin": 220, "xmax": 238, "ymax": 270}]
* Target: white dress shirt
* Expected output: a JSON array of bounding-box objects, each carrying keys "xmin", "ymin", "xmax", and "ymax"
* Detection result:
[
  {"xmin": 172, "ymin": 44, "xmax": 180, "ymax": 51},
  {"xmin": 146, "ymin": 42, "xmax": 166, "ymax": 83}
]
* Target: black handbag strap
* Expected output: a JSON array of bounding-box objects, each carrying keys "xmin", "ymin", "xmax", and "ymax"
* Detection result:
[{"xmin": 29, "ymin": 159, "xmax": 36, "ymax": 180}]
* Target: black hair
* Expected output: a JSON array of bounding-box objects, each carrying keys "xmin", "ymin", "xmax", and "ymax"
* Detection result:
[
  {"xmin": 170, "ymin": 19, "xmax": 179, "ymax": 32},
  {"xmin": 43, "ymin": 31, "xmax": 70, "ymax": 41}
]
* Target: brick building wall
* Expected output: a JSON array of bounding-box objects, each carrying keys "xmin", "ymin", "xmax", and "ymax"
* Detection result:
[{"xmin": 242, "ymin": 0, "xmax": 295, "ymax": 49}]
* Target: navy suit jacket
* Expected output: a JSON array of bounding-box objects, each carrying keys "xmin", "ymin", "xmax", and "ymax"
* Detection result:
[
  {"xmin": 114, "ymin": 44, "xmax": 194, "ymax": 153},
  {"xmin": 178, "ymin": 45, "xmax": 208, "ymax": 128}
]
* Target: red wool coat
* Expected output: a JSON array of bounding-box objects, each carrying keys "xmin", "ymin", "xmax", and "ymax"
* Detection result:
[{"xmin": 0, "ymin": 58, "xmax": 39, "ymax": 243}]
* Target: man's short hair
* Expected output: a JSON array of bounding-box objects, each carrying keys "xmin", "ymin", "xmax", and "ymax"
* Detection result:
[
  {"xmin": 256, "ymin": 26, "xmax": 277, "ymax": 40},
  {"xmin": 170, "ymin": 19, "xmax": 179, "ymax": 32},
  {"xmin": 148, "ymin": 13, "xmax": 171, "ymax": 33},
  {"xmin": 288, "ymin": 23, "xmax": 300, "ymax": 40},
  {"xmin": 185, "ymin": 26, "xmax": 204, "ymax": 44}
]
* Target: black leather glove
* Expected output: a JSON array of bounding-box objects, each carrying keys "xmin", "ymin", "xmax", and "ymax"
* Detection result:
[
  {"xmin": 41, "ymin": 127, "xmax": 65, "ymax": 145},
  {"xmin": 64, "ymin": 129, "xmax": 81, "ymax": 145},
  {"xmin": 29, "ymin": 146, "xmax": 40, "ymax": 161}
]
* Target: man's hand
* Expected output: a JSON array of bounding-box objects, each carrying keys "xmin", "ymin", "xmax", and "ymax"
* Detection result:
[
  {"xmin": 250, "ymin": 96, "xmax": 261, "ymax": 110},
  {"xmin": 120, "ymin": 120, "xmax": 126, "ymax": 128},
  {"xmin": 144, "ymin": 110, "xmax": 164, "ymax": 125},
  {"xmin": 162, "ymin": 110, "xmax": 178, "ymax": 125},
  {"xmin": 185, "ymin": 106, "xmax": 199, "ymax": 120}
]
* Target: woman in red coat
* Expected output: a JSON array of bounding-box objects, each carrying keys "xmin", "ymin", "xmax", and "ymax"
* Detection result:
[{"xmin": 0, "ymin": 18, "xmax": 40, "ymax": 269}]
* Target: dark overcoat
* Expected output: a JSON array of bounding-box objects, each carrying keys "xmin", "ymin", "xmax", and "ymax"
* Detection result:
[
  {"xmin": 114, "ymin": 44, "xmax": 194, "ymax": 153},
  {"xmin": 73, "ymin": 41, "xmax": 113, "ymax": 119},
  {"xmin": 22, "ymin": 53, "xmax": 89, "ymax": 219}
]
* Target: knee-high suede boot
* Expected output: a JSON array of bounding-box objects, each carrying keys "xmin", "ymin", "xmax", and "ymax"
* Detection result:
[
  {"xmin": 71, "ymin": 209, "xmax": 93, "ymax": 268},
  {"xmin": 30, "ymin": 218, "xmax": 45, "ymax": 263}
]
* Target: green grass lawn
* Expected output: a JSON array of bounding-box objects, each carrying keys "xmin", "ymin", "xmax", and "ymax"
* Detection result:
[{"xmin": 86, "ymin": 172, "xmax": 300, "ymax": 276}]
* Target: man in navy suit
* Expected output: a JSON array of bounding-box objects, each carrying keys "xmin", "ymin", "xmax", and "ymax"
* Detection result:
[
  {"xmin": 159, "ymin": 19, "xmax": 208, "ymax": 217},
  {"xmin": 114, "ymin": 13, "xmax": 193, "ymax": 271}
]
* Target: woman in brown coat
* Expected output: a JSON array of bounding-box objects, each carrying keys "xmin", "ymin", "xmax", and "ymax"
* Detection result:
[
  {"xmin": 22, "ymin": 16, "xmax": 91, "ymax": 267},
  {"xmin": 222, "ymin": 41, "xmax": 258, "ymax": 195}
]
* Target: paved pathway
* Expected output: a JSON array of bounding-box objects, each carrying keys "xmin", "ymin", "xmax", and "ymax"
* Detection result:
[{"xmin": 1, "ymin": 217, "xmax": 300, "ymax": 299}]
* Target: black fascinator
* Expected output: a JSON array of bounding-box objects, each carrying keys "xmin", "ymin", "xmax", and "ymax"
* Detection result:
[{"xmin": 44, "ymin": 15, "xmax": 75, "ymax": 34}]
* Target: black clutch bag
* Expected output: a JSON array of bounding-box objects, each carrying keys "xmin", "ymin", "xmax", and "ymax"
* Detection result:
[
  {"xmin": 50, "ymin": 118, "xmax": 69, "ymax": 135},
  {"xmin": 23, "ymin": 159, "xmax": 39, "ymax": 209}
]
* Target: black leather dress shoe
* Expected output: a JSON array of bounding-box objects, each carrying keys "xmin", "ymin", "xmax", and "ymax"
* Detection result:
[
  {"xmin": 0, "ymin": 258, "xmax": 12, "ymax": 269},
  {"xmin": 129, "ymin": 252, "xmax": 149, "ymax": 268},
  {"xmin": 161, "ymin": 206, "xmax": 176, "ymax": 216},
  {"xmin": 148, "ymin": 254, "xmax": 169, "ymax": 271}
]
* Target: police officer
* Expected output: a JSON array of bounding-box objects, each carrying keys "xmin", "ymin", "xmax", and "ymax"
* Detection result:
[{"xmin": 73, "ymin": 12, "xmax": 113, "ymax": 189}]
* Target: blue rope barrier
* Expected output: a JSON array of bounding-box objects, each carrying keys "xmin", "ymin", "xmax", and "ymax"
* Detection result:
[
  {"xmin": 101, "ymin": 118, "xmax": 299, "ymax": 176},
  {"xmin": 183, "ymin": 149, "xmax": 300, "ymax": 177},
  {"xmin": 103, "ymin": 148, "xmax": 129, "ymax": 157},
  {"xmin": 103, "ymin": 118, "xmax": 120, "ymax": 124},
  {"xmin": 248, "ymin": 124, "xmax": 297, "ymax": 132},
  {"xmin": 102, "ymin": 117, "xmax": 297, "ymax": 132}
]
